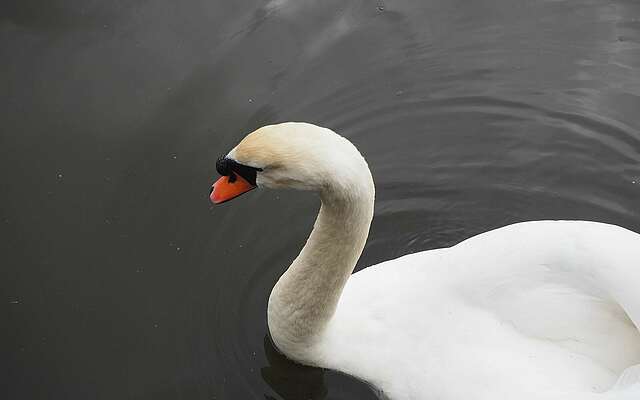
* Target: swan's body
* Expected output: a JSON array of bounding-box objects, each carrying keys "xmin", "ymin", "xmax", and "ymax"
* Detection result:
[
  {"xmin": 320, "ymin": 221, "xmax": 640, "ymax": 400},
  {"xmin": 211, "ymin": 122, "xmax": 640, "ymax": 399}
]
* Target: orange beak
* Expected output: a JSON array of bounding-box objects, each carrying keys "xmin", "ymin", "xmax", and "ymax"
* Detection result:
[{"xmin": 209, "ymin": 174, "xmax": 256, "ymax": 204}]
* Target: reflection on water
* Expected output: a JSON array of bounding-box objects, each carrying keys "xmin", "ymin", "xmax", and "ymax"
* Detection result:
[{"xmin": 1, "ymin": 0, "xmax": 639, "ymax": 399}]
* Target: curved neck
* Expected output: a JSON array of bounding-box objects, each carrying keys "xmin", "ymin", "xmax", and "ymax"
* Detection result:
[{"xmin": 267, "ymin": 178, "xmax": 374, "ymax": 363}]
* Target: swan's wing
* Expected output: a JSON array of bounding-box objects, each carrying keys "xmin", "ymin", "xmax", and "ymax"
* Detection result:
[{"xmin": 452, "ymin": 221, "xmax": 640, "ymax": 375}]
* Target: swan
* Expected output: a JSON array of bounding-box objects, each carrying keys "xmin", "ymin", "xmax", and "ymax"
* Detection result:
[{"xmin": 209, "ymin": 122, "xmax": 640, "ymax": 399}]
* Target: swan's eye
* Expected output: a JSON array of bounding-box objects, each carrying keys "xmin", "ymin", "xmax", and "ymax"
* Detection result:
[{"xmin": 216, "ymin": 157, "xmax": 263, "ymax": 186}]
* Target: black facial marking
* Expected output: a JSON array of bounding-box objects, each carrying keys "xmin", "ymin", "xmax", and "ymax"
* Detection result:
[
  {"xmin": 216, "ymin": 156, "xmax": 263, "ymax": 186},
  {"xmin": 216, "ymin": 157, "xmax": 232, "ymax": 176}
]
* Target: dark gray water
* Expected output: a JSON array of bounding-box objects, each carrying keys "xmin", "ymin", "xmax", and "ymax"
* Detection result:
[{"xmin": 2, "ymin": 0, "xmax": 640, "ymax": 399}]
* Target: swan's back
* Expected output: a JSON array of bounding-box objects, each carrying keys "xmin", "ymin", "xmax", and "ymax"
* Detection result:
[{"xmin": 315, "ymin": 221, "xmax": 640, "ymax": 400}]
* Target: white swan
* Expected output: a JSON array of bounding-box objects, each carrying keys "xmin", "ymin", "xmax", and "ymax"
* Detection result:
[{"xmin": 210, "ymin": 122, "xmax": 640, "ymax": 400}]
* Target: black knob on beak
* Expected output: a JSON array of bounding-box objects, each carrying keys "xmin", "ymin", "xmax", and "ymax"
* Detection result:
[{"xmin": 216, "ymin": 157, "xmax": 231, "ymax": 176}]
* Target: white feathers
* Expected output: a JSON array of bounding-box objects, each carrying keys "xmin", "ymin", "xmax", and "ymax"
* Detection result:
[
  {"xmin": 615, "ymin": 364, "xmax": 640, "ymax": 389},
  {"xmin": 319, "ymin": 221, "xmax": 640, "ymax": 400}
]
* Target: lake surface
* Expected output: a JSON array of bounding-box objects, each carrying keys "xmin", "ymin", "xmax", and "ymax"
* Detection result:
[{"xmin": 2, "ymin": 0, "xmax": 640, "ymax": 399}]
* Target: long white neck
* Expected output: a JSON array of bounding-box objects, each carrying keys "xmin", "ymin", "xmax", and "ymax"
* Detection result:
[{"xmin": 267, "ymin": 168, "xmax": 375, "ymax": 363}]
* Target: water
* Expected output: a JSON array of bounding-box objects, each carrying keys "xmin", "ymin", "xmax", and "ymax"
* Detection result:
[{"xmin": 1, "ymin": 0, "xmax": 639, "ymax": 399}]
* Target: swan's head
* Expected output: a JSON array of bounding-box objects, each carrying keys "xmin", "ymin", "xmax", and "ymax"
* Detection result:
[{"xmin": 209, "ymin": 122, "xmax": 373, "ymax": 204}]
